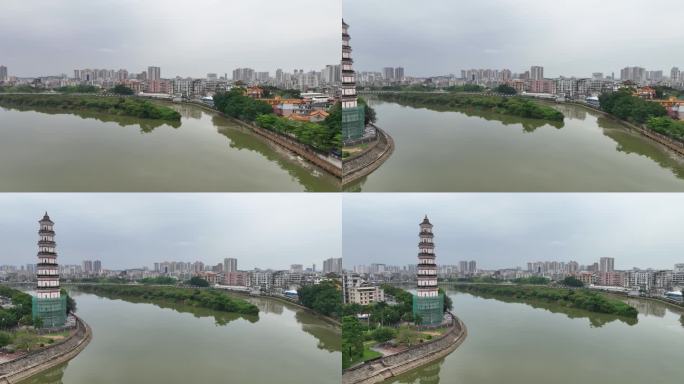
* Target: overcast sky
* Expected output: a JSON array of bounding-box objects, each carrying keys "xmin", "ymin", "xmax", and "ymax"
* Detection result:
[
  {"xmin": 0, "ymin": 194, "xmax": 341, "ymax": 271},
  {"xmin": 344, "ymin": 0, "xmax": 684, "ymax": 78},
  {"xmin": 343, "ymin": 194, "xmax": 684, "ymax": 271},
  {"xmin": 0, "ymin": 0, "xmax": 339, "ymax": 78}
]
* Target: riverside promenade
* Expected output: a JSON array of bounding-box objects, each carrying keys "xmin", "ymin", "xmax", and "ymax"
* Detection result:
[
  {"xmin": 0, "ymin": 317, "xmax": 92, "ymax": 383},
  {"xmin": 342, "ymin": 313, "xmax": 467, "ymax": 384}
]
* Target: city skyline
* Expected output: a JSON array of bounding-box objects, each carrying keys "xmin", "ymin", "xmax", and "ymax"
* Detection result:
[
  {"xmin": 342, "ymin": 194, "xmax": 684, "ymax": 270},
  {"xmin": 344, "ymin": 0, "xmax": 684, "ymax": 78},
  {"xmin": 0, "ymin": 194, "xmax": 341, "ymax": 270},
  {"xmin": 0, "ymin": 0, "xmax": 338, "ymax": 78}
]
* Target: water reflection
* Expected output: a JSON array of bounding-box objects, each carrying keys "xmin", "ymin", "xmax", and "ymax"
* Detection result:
[
  {"xmin": 0, "ymin": 104, "xmax": 182, "ymax": 132},
  {"xmin": 295, "ymin": 311, "xmax": 341, "ymax": 352},
  {"xmin": 551, "ymin": 103, "xmax": 588, "ymax": 120},
  {"xmin": 450, "ymin": 289, "xmax": 638, "ymax": 328},
  {"xmin": 597, "ymin": 116, "xmax": 684, "ymax": 179},
  {"xmin": 251, "ymin": 297, "xmax": 285, "ymax": 315},
  {"xmin": 376, "ymin": 99, "xmax": 565, "ymax": 132},
  {"xmin": 76, "ymin": 290, "xmax": 257, "ymax": 326},
  {"xmin": 623, "ymin": 298, "xmax": 667, "ymax": 318},
  {"xmin": 394, "ymin": 357, "xmax": 444, "ymax": 384},
  {"xmin": 19, "ymin": 362, "xmax": 68, "ymax": 384},
  {"xmin": 210, "ymin": 115, "xmax": 340, "ymax": 192},
  {"xmin": 680, "ymin": 314, "xmax": 684, "ymax": 328}
]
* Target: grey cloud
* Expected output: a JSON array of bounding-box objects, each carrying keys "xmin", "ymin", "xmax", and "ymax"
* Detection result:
[
  {"xmin": 0, "ymin": 193, "xmax": 341, "ymax": 271},
  {"xmin": 344, "ymin": 0, "xmax": 684, "ymax": 77},
  {"xmin": 0, "ymin": 0, "xmax": 339, "ymax": 77},
  {"xmin": 343, "ymin": 193, "xmax": 684, "ymax": 271}
]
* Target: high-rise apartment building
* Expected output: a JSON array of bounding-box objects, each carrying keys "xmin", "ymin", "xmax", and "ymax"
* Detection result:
[
  {"xmin": 323, "ymin": 257, "xmax": 343, "ymax": 274},
  {"xmin": 394, "ymin": 67, "xmax": 405, "ymax": 81},
  {"xmin": 0, "ymin": 65, "xmax": 7, "ymax": 81},
  {"xmin": 147, "ymin": 66, "xmax": 161, "ymax": 81},
  {"xmin": 599, "ymin": 257, "xmax": 615, "ymax": 273},
  {"xmin": 530, "ymin": 66, "xmax": 544, "ymax": 80},
  {"xmin": 224, "ymin": 258, "xmax": 237, "ymax": 273},
  {"xmin": 383, "ymin": 67, "xmax": 395, "ymax": 81}
]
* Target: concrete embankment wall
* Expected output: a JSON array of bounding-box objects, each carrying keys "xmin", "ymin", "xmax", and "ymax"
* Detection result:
[
  {"xmin": 559, "ymin": 101, "xmax": 684, "ymax": 157},
  {"xmin": 0, "ymin": 317, "xmax": 92, "ymax": 384},
  {"xmin": 342, "ymin": 126, "xmax": 395, "ymax": 186},
  {"xmin": 186, "ymin": 101, "xmax": 343, "ymax": 179},
  {"xmin": 342, "ymin": 313, "xmax": 467, "ymax": 384},
  {"xmin": 219, "ymin": 288, "xmax": 342, "ymax": 328}
]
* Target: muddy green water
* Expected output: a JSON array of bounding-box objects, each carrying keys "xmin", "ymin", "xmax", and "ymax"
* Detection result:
[
  {"xmin": 388, "ymin": 288, "xmax": 684, "ymax": 384},
  {"xmin": 348, "ymin": 100, "xmax": 684, "ymax": 191},
  {"xmin": 0, "ymin": 103, "xmax": 338, "ymax": 191},
  {"xmin": 19, "ymin": 291, "xmax": 340, "ymax": 384}
]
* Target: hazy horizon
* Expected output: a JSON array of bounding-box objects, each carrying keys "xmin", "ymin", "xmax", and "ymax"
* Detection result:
[
  {"xmin": 344, "ymin": 0, "xmax": 684, "ymax": 78},
  {"xmin": 0, "ymin": 0, "xmax": 339, "ymax": 78},
  {"xmin": 343, "ymin": 194, "xmax": 684, "ymax": 271},
  {"xmin": 0, "ymin": 194, "xmax": 341, "ymax": 271}
]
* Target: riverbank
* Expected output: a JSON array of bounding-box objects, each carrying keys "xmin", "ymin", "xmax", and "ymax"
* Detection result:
[
  {"xmin": 341, "ymin": 312, "xmax": 467, "ymax": 384},
  {"xmin": 75, "ymin": 284, "xmax": 259, "ymax": 316},
  {"xmin": 376, "ymin": 92, "xmax": 564, "ymax": 122},
  {"xmin": 342, "ymin": 125, "xmax": 394, "ymax": 186},
  {"xmin": 560, "ymin": 100, "xmax": 684, "ymax": 157},
  {"xmin": 453, "ymin": 284, "xmax": 638, "ymax": 318},
  {"xmin": 0, "ymin": 94, "xmax": 181, "ymax": 122},
  {"xmin": 0, "ymin": 316, "xmax": 91, "ymax": 383},
  {"xmin": 218, "ymin": 289, "xmax": 341, "ymax": 327},
  {"xmin": 186, "ymin": 100, "xmax": 342, "ymax": 181}
]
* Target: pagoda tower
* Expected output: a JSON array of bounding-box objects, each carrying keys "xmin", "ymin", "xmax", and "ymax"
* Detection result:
[
  {"xmin": 413, "ymin": 215, "xmax": 444, "ymax": 326},
  {"xmin": 341, "ymin": 19, "xmax": 366, "ymax": 144},
  {"xmin": 32, "ymin": 212, "xmax": 67, "ymax": 328}
]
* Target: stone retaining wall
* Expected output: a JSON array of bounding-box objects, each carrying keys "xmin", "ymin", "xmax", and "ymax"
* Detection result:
[
  {"xmin": 0, "ymin": 317, "xmax": 92, "ymax": 383},
  {"xmin": 186, "ymin": 101, "xmax": 343, "ymax": 179},
  {"xmin": 564, "ymin": 101, "xmax": 684, "ymax": 157},
  {"xmin": 342, "ymin": 313, "xmax": 467, "ymax": 384},
  {"xmin": 342, "ymin": 126, "xmax": 395, "ymax": 186}
]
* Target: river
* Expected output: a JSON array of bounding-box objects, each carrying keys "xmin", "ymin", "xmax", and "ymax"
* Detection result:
[
  {"xmin": 348, "ymin": 99, "xmax": 684, "ymax": 191},
  {"xmin": 0, "ymin": 103, "xmax": 339, "ymax": 192},
  {"xmin": 19, "ymin": 290, "xmax": 341, "ymax": 384},
  {"xmin": 388, "ymin": 288, "xmax": 684, "ymax": 384}
]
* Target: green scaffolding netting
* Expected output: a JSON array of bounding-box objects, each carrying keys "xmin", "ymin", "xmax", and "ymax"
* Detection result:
[
  {"xmin": 342, "ymin": 106, "xmax": 365, "ymax": 142},
  {"xmin": 32, "ymin": 295, "xmax": 67, "ymax": 328},
  {"xmin": 412, "ymin": 294, "xmax": 444, "ymax": 326}
]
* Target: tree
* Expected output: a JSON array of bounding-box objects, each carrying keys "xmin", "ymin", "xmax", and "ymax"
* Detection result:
[
  {"xmin": 298, "ymin": 281, "xmax": 341, "ymax": 318},
  {"xmin": 562, "ymin": 276, "xmax": 584, "ymax": 288},
  {"xmin": 188, "ymin": 276, "xmax": 210, "ymax": 287},
  {"xmin": 111, "ymin": 84, "xmax": 134, "ymax": 95},
  {"xmin": 0, "ymin": 331, "xmax": 11, "ymax": 347},
  {"xmin": 371, "ymin": 327, "xmax": 395, "ymax": 343},
  {"xmin": 439, "ymin": 288, "xmax": 453, "ymax": 312},
  {"xmin": 495, "ymin": 84, "xmax": 517, "ymax": 95},
  {"xmin": 342, "ymin": 316, "xmax": 365, "ymax": 368},
  {"xmin": 33, "ymin": 316, "xmax": 44, "ymax": 329}
]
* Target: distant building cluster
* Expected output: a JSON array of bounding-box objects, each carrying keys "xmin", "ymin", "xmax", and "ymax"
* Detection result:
[
  {"xmin": 357, "ymin": 64, "xmax": 684, "ymax": 101},
  {"xmin": 347, "ymin": 255, "xmax": 684, "ymax": 302},
  {"xmin": 1, "ymin": 254, "xmax": 341, "ymax": 296},
  {"xmin": 0, "ymin": 62, "xmax": 342, "ymax": 98}
]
